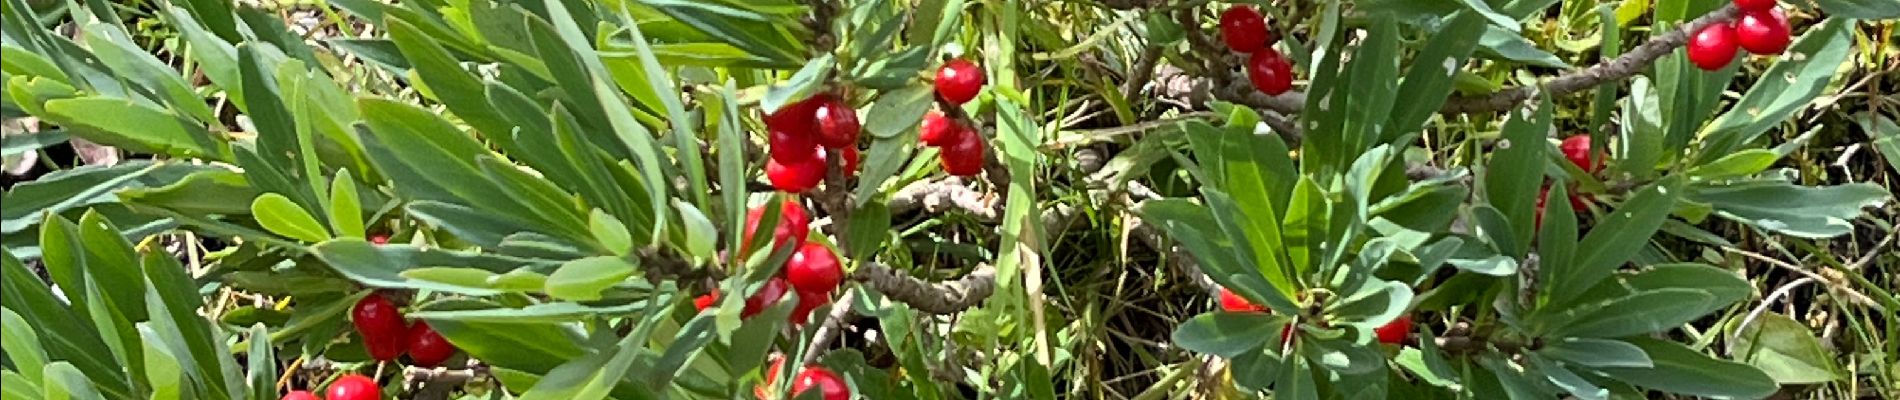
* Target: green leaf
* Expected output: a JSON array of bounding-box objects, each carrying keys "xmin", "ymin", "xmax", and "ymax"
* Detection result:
[
  {"xmin": 1554, "ymin": 288, "xmax": 1714, "ymax": 338},
  {"xmin": 762, "ymin": 55, "xmax": 834, "ymax": 114},
  {"xmin": 41, "ymin": 96, "xmax": 227, "ymax": 160},
  {"xmin": 1696, "ymin": 18, "xmax": 1852, "ymax": 159},
  {"xmin": 422, "ymin": 317, "xmax": 587, "ymax": 374},
  {"xmin": 251, "ymin": 193, "xmax": 332, "ymax": 243},
  {"xmin": 0, "ymin": 130, "xmax": 69, "ymax": 158},
  {"xmin": 589, "ymin": 210, "xmax": 634, "ymax": 257},
  {"xmin": 1387, "ymin": 11, "xmax": 1487, "ymax": 137},
  {"xmin": 327, "ymin": 171, "xmax": 364, "ymax": 239},
  {"xmin": 80, "ymin": 23, "xmax": 215, "ymax": 123},
  {"xmin": 673, "ymin": 200, "xmax": 718, "ymax": 260},
  {"xmin": 1540, "ymin": 337, "xmax": 1652, "ymax": 368},
  {"xmin": 3, "ymin": 370, "xmax": 46, "ymax": 400},
  {"xmin": 1326, "ymin": 280, "xmax": 1412, "ymax": 329},
  {"xmin": 1859, "ymin": 112, "xmax": 1900, "ymax": 174},
  {"xmin": 843, "ymin": 201, "xmax": 892, "ymax": 258},
  {"xmin": 1170, "ymin": 312, "xmax": 1284, "ymax": 358},
  {"xmin": 1727, "ymin": 312, "xmax": 1841, "ymax": 384},
  {"xmin": 1485, "ymin": 96, "xmax": 1554, "ymax": 255},
  {"xmin": 545, "ymin": 256, "xmax": 637, "ymax": 301},
  {"xmin": 245, "ymin": 324, "xmax": 275, "ymax": 400},
  {"xmin": 864, "ymin": 85, "xmax": 934, "ymax": 138},
  {"xmin": 1687, "ymin": 180, "xmax": 1889, "ymax": 239},
  {"xmin": 142, "ymin": 251, "xmax": 245, "ymax": 400},
  {"xmin": 1, "ymin": 307, "xmax": 48, "ymax": 383},
  {"xmin": 310, "ymin": 239, "xmax": 558, "ymax": 294},
  {"xmin": 1, "ymin": 252, "xmax": 131, "ymax": 399},
  {"xmin": 638, "ymin": 0, "xmax": 807, "ymax": 67},
  {"xmin": 2, "ymin": 161, "xmax": 211, "ymax": 235},
  {"xmin": 1597, "ymin": 337, "xmax": 1776, "ymax": 399},
  {"xmin": 41, "ymin": 362, "xmax": 106, "ymax": 400},
  {"xmin": 852, "ymin": 134, "xmax": 917, "ymax": 204},
  {"xmin": 1526, "ymin": 353, "xmax": 1606, "ymax": 400},
  {"xmin": 1536, "ymin": 183, "xmax": 1578, "ymax": 283},
  {"xmin": 517, "ymin": 332, "xmax": 651, "ymax": 400},
  {"xmin": 1478, "ymin": 26, "xmax": 1569, "ymax": 68},
  {"xmin": 1550, "ymin": 177, "xmax": 1681, "ymax": 305},
  {"xmin": 1618, "ymin": 263, "xmax": 1752, "ymax": 317},
  {"xmin": 1811, "ymin": 0, "xmax": 1900, "ymax": 23},
  {"xmin": 1685, "ymin": 149, "xmax": 1778, "ymax": 180}
]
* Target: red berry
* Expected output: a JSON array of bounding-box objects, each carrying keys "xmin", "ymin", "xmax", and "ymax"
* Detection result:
[
  {"xmin": 325, "ymin": 374, "xmax": 379, "ymax": 400},
  {"xmin": 1374, "ymin": 315, "xmax": 1412, "ymax": 344},
  {"xmin": 1218, "ymin": 287, "xmax": 1268, "ymax": 313},
  {"xmin": 282, "ymin": 391, "xmax": 319, "ymax": 400},
  {"xmin": 790, "ymin": 289, "xmax": 830, "ymax": 325},
  {"xmin": 934, "ymin": 59, "xmax": 985, "ymax": 105},
  {"xmin": 742, "ymin": 199, "xmax": 811, "ymax": 255},
  {"xmin": 786, "ymin": 243, "xmax": 844, "ymax": 294},
  {"xmin": 694, "ymin": 291, "xmax": 719, "ymax": 312},
  {"xmin": 939, "ymin": 127, "xmax": 985, "ymax": 176},
  {"xmin": 813, "ymin": 96, "xmax": 860, "ymax": 149},
  {"xmin": 766, "ymin": 147, "xmax": 826, "ymax": 193},
  {"xmin": 1734, "ymin": 0, "xmax": 1776, "ymax": 12},
  {"xmin": 1687, "ymin": 23, "xmax": 1739, "ymax": 71},
  {"xmin": 769, "ymin": 126, "xmax": 818, "ymax": 163},
  {"xmin": 1219, "ymin": 6, "xmax": 1272, "ymax": 53},
  {"xmin": 1560, "ymin": 135, "xmax": 1598, "ymax": 173},
  {"xmin": 765, "ymin": 97, "xmax": 822, "ymax": 137},
  {"xmin": 840, "ymin": 146, "xmax": 859, "ymax": 178},
  {"xmin": 368, "ymin": 234, "xmax": 389, "ymax": 245},
  {"xmin": 742, "ymin": 278, "xmax": 791, "ymax": 318},
  {"xmin": 919, "ymin": 111, "xmax": 957, "ymax": 147},
  {"xmin": 1246, "ymin": 49, "xmax": 1294, "ymax": 96},
  {"xmin": 350, "ymin": 293, "xmax": 408, "ymax": 362},
  {"xmin": 406, "ymin": 321, "xmax": 455, "ymax": 368},
  {"xmin": 1734, "ymin": 8, "xmax": 1790, "ymax": 55},
  {"xmin": 791, "ymin": 366, "xmax": 852, "ymax": 400}
]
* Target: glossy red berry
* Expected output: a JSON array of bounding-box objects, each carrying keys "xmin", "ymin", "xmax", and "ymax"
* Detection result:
[
  {"xmin": 934, "ymin": 59, "xmax": 985, "ymax": 105},
  {"xmin": 1687, "ymin": 23, "xmax": 1739, "ymax": 71},
  {"xmin": 350, "ymin": 293, "xmax": 408, "ymax": 362},
  {"xmin": 742, "ymin": 199, "xmax": 811, "ymax": 255},
  {"xmin": 919, "ymin": 111, "xmax": 957, "ymax": 147},
  {"xmin": 786, "ymin": 243, "xmax": 844, "ymax": 294},
  {"xmin": 766, "ymin": 148, "xmax": 826, "ymax": 193},
  {"xmin": 765, "ymin": 97, "xmax": 822, "ymax": 137},
  {"xmin": 282, "ymin": 391, "xmax": 319, "ymax": 400},
  {"xmin": 814, "ymin": 96, "xmax": 860, "ymax": 149},
  {"xmin": 742, "ymin": 278, "xmax": 791, "ymax": 318},
  {"xmin": 939, "ymin": 127, "xmax": 985, "ymax": 176},
  {"xmin": 1375, "ymin": 315, "xmax": 1412, "ymax": 344},
  {"xmin": 1219, "ymin": 6, "xmax": 1272, "ymax": 53},
  {"xmin": 1733, "ymin": 0, "xmax": 1775, "ymax": 12},
  {"xmin": 406, "ymin": 321, "xmax": 455, "ymax": 368},
  {"xmin": 790, "ymin": 289, "xmax": 830, "ymax": 325},
  {"xmin": 1734, "ymin": 8, "xmax": 1791, "ymax": 55},
  {"xmin": 694, "ymin": 291, "xmax": 719, "ymax": 311},
  {"xmin": 1560, "ymin": 135, "xmax": 1598, "ymax": 173},
  {"xmin": 768, "ymin": 126, "xmax": 818, "ymax": 163},
  {"xmin": 1246, "ymin": 49, "xmax": 1294, "ymax": 96},
  {"xmin": 1218, "ymin": 287, "xmax": 1269, "ymax": 313},
  {"xmin": 791, "ymin": 366, "xmax": 852, "ymax": 400},
  {"xmin": 840, "ymin": 146, "xmax": 859, "ymax": 178},
  {"xmin": 368, "ymin": 234, "xmax": 389, "ymax": 245},
  {"xmin": 325, "ymin": 374, "xmax": 379, "ymax": 400}
]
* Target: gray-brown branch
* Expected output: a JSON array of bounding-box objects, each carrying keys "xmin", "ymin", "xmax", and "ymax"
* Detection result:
[{"xmin": 852, "ymin": 262, "xmax": 997, "ymax": 315}]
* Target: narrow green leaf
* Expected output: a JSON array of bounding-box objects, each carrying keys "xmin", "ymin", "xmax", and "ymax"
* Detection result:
[
  {"xmin": 328, "ymin": 171, "xmax": 364, "ymax": 239},
  {"xmin": 1556, "ymin": 289, "xmax": 1714, "ymax": 338},
  {"xmin": 1696, "ymin": 19, "xmax": 1852, "ymax": 159},
  {"xmin": 1727, "ymin": 312, "xmax": 1841, "ymax": 384},
  {"xmin": 1597, "ymin": 337, "xmax": 1777, "ymax": 399},
  {"xmin": 1551, "ymin": 177, "xmax": 1681, "ymax": 305},
  {"xmin": 545, "ymin": 256, "xmax": 637, "ymax": 301},
  {"xmin": 251, "ymin": 193, "xmax": 332, "ymax": 243},
  {"xmin": 1541, "ymin": 337, "xmax": 1652, "ymax": 368},
  {"xmin": 1485, "ymin": 96, "xmax": 1554, "ymax": 255},
  {"xmin": 674, "ymin": 200, "xmax": 718, "ymax": 259},
  {"xmin": 1170, "ymin": 312, "xmax": 1283, "ymax": 358}
]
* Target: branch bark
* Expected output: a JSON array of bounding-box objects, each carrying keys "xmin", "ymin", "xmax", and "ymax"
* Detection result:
[{"xmin": 851, "ymin": 262, "xmax": 997, "ymax": 315}]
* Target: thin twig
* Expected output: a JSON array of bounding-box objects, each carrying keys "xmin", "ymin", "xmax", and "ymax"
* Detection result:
[
  {"xmin": 851, "ymin": 262, "xmax": 996, "ymax": 315},
  {"xmin": 801, "ymin": 288, "xmax": 859, "ymax": 365}
]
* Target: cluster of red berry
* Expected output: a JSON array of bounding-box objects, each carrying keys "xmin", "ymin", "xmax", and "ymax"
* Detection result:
[
  {"xmin": 1217, "ymin": 287, "xmax": 1413, "ymax": 345},
  {"xmin": 754, "ymin": 355, "xmax": 851, "ymax": 400},
  {"xmin": 284, "ymin": 293, "xmax": 458, "ymax": 399},
  {"xmin": 1687, "ymin": 0, "xmax": 1792, "ymax": 71},
  {"xmin": 920, "ymin": 59, "xmax": 988, "ymax": 176},
  {"xmin": 350, "ymin": 293, "xmax": 457, "ymax": 367},
  {"xmin": 1220, "ymin": 6, "xmax": 1293, "ymax": 95},
  {"xmin": 765, "ymin": 93, "xmax": 862, "ymax": 193},
  {"xmin": 694, "ymin": 199, "xmax": 844, "ymax": 325}
]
